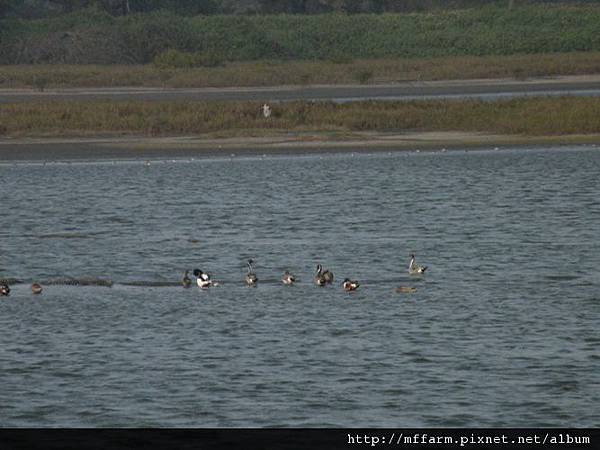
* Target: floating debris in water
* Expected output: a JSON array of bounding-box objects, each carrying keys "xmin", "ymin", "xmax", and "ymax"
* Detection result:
[{"xmin": 396, "ymin": 286, "xmax": 417, "ymax": 294}]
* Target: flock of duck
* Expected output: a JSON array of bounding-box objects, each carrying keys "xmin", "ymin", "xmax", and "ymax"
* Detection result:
[
  {"xmin": 181, "ymin": 255, "xmax": 427, "ymax": 293},
  {"xmin": 0, "ymin": 254, "xmax": 428, "ymax": 297}
]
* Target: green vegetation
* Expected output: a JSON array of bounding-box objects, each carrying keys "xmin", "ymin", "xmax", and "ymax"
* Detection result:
[
  {"xmin": 2, "ymin": 52, "xmax": 600, "ymax": 89},
  {"xmin": 2, "ymin": 97, "xmax": 600, "ymax": 137},
  {"xmin": 0, "ymin": 1, "xmax": 560, "ymax": 19},
  {"xmin": 152, "ymin": 49, "xmax": 224, "ymax": 69},
  {"xmin": 3, "ymin": 4, "xmax": 600, "ymax": 64}
]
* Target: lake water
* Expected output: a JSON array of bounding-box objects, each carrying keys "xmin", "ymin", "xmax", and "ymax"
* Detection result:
[{"xmin": 1, "ymin": 146, "xmax": 599, "ymax": 427}]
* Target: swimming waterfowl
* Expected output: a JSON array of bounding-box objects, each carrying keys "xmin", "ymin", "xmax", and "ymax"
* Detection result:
[
  {"xmin": 281, "ymin": 271, "xmax": 296, "ymax": 285},
  {"xmin": 342, "ymin": 278, "xmax": 360, "ymax": 292},
  {"xmin": 31, "ymin": 283, "xmax": 43, "ymax": 294},
  {"xmin": 245, "ymin": 259, "xmax": 258, "ymax": 286},
  {"xmin": 193, "ymin": 269, "xmax": 212, "ymax": 288},
  {"xmin": 314, "ymin": 264, "xmax": 328, "ymax": 286},
  {"xmin": 396, "ymin": 286, "xmax": 417, "ymax": 293},
  {"xmin": 409, "ymin": 254, "xmax": 427, "ymax": 275},
  {"xmin": 182, "ymin": 270, "xmax": 192, "ymax": 288},
  {"xmin": 314, "ymin": 264, "xmax": 334, "ymax": 286},
  {"xmin": 0, "ymin": 282, "xmax": 9, "ymax": 296}
]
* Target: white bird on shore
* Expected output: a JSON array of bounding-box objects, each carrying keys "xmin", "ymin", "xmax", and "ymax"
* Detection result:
[{"xmin": 261, "ymin": 103, "xmax": 272, "ymax": 118}]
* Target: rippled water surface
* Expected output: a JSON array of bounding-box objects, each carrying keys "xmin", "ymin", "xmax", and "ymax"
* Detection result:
[{"xmin": 1, "ymin": 146, "xmax": 599, "ymax": 426}]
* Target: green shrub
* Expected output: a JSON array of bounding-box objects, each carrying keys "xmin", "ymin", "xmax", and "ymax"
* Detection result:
[
  {"xmin": 196, "ymin": 50, "xmax": 224, "ymax": 68},
  {"xmin": 153, "ymin": 49, "xmax": 197, "ymax": 69},
  {"xmin": 328, "ymin": 52, "xmax": 353, "ymax": 64},
  {"xmin": 33, "ymin": 75, "xmax": 49, "ymax": 91},
  {"xmin": 120, "ymin": 10, "xmax": 198, "ymax": 63},
  {"xmin": 353, "ymin": 70, "xmax": 373, "ymax": 84},
  {"xmin": 153, "ymin": 49, "xmax": 224, "ymax": 69},
  {"xmin": 157, "ymin": 69, "xmax": 173, "ymax": 87},
  {"xmin": 512, "ymin": 67, "xmax": 527, "ymax": 80}
]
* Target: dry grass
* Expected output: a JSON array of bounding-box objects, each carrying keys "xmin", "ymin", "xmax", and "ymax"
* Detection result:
[
  {"xmin": 2, "ymin": 52, "xmax": 600, "ymax": 89},
  {"xmin": 2, "ymin": 96, "xmax": 600, "ymax": 138}
]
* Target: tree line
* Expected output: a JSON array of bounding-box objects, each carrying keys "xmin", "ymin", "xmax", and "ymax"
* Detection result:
[
  {"xmin": 3, "ymin": 2, "xmax": 600, "ymax": 65},
  {"xmin": 2, "ymin": 0, "xmax": 593, "ymax": 19}
]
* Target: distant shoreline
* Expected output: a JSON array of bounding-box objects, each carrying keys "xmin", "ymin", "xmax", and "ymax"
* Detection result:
[{"xmin": 1, "ymin": 132, "xmax": 599, "ymax": 162}]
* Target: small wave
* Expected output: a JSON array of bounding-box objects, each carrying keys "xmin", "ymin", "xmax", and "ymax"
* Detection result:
[
  {"xmin": 35, "ymin": 232, "xmax": 97, "ymax": 240},
  {"xmin": 105, "ymin": 216, "xmax": 135, "ymax": 225},
  {"xmin": 121, "ymin": 281, "xmax": 181, "ymax": 287},
  {"xmin": 0, "ymin": 277, "xmax": 23, "ymax": 285},
  {"xmin": 544, "ymin": 274, "xmax": 580, "ymax": 281},
  {"xmin": 42, "ymin": 277, "xmax": 114, "ymax": 287}
]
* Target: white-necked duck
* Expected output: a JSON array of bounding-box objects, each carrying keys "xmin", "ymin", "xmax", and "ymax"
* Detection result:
[
  {"xmin": 314, "ymin": 264, "xmax": 334, "ymax": 286},
  {"xmin": 245, "ymin": 259, "xmax": 258, "ymax": 286},
  {"xmin": 409, "ymin": 254, "xmax": 427, "ymax": 275}
]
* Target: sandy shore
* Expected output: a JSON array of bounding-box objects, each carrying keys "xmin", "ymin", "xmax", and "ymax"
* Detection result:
[{"xmin": 1, "ymin": 131, "xmax": 600, "ymax": 161}]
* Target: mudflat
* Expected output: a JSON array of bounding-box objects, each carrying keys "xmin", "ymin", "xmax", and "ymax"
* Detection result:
[{"xmin": 2, "ymin": 131, "xmax": 600, "ymax": 161}]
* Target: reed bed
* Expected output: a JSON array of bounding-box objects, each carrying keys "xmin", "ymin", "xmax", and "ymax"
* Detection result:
[{"xmin": 2, "ymin": 97, "xmax": 600, "ymax": 138}]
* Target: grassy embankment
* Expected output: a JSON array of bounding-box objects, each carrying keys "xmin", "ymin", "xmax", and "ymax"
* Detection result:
[
  {"xmin": 2, "ymin": 97, "xmax": 600, "ymax": 139},
  {"xmin": 3, "ymin": 52, "xmax": 600, "ymax": 89},
  {"xmin": 3, "ymin": 4, "xmax": 600, "ymax": 147},
  {"xmin": 0, "ymin": 4, "xmax": 600, "ymax": 74}
]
